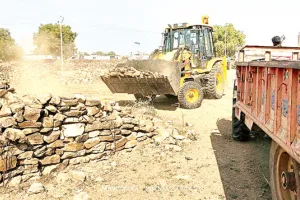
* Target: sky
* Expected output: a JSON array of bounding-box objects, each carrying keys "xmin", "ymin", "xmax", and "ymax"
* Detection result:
[{"xmin": 1, "ymin": 0, "xmax": 300, "ymax": 55}]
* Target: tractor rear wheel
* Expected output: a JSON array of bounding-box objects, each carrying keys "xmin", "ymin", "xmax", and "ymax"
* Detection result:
[
  {"xmin": 205, "ymin": 62, "xmax": 225, "ymax": 99},
  {"xmin": 269, "ymin": 140, "xmax": 300, "ymax": 199},
  {"xmin": 134, "ymin": 94, "xmax": 156, "ymax": 102},
  {"xmin": 178, "ymin": 81, "xmax": 203, "ymax": 109}
]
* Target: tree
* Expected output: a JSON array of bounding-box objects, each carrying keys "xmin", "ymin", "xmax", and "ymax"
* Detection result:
[
  {"xmin": 33, "ymin": 23, "xmax": 77, "ymax": 59},
  {"xmin": 91, "ymin": 51, "xmax": 116, "ymax": 56},
  {"xmin": 78, "ymin": 51, "xmax": 90, "ymax": 59},
  {"xmin": 0, "ymin": 28, "xmax": 23, "ymax": 61},
  {"xmin": 107, "ymin": 51, "xmax": 116, "ymax": 56},
  {"xmin": 212, "ymin": 23, "xmax": 246, "ymax": 58},
  {"xmin": 91, "ymin": 51, "xmax": 104, "ymax": 56}
]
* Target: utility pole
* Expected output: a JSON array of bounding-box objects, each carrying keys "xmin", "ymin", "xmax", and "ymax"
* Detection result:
[
  {"xmin": 134, "ymin": 42, "xmax": 140, "ymax": 59},
  {"xmin": 59, "ymin": 16, "xmax": 64, "ymax": 72}
]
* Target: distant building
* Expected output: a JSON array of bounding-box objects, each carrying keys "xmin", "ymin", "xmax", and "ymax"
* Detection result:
[{"xmin": 82, "ymin": 55, "xmax": 120, "ymax": 60}]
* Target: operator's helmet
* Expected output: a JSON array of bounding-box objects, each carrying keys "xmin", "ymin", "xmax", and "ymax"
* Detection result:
[{"xmin": 272, "ymin": 36, "xmax": 282, "ymax": 46}]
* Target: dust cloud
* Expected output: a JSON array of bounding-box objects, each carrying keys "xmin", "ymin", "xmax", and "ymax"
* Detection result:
[{"xmin": 9, "ymin": 60, "xmax": 66, "ymax": 96}]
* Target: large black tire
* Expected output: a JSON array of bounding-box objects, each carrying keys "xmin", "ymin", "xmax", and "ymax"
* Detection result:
[
  {"xmin": 232, "ymin": 113, "xmax": 250, "ymax": 141},
  {"xmin": 205, "ymin": 62, "xmax": 225, "ymax": 99},
  {"xmin": 134, "ymin": 94, "xmax": 156, "ymax": 102},
  {"xmin": 232, "ymin": 80, "xmax": 250, "ymax": 141},
  {"xmin": 178, "ymin": 81, "xmax": 203, "ymax": 109},
  {"xmin": 269, "ymin": 140, "xmax": 300, "ymax": 199}
]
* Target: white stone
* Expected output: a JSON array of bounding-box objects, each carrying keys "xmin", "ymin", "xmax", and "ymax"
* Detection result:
[
  {"xmin": 42, "ymin": 164, "xmax": 58, "ymax": 175},
  {"xmin": 88, "ymin": 131, "xmax": 100, "ymax": 138},
  {"xmin": 125, "ymin": 140, "xmax": 137, "ymax": 148},
  {"xmin": 7, "ymin": 176, "xmax": 22, "ymax": 188},
  {"xmin": 27, "ymin": 182, "xmax": 45, "ymax": 194},
  {"xmin": 153, "ymin": 128, "xmax": 170, "ymax": 144},
  {"xmin": 110, "ymin": 161, "xmax": 117, "ymax": 167},
  {"xmin": 62, "ymin": 123, "xmax": 85, "ymax": 138},
  {"xmin": 70, "ymin": 170, "xmax": 86, "ymax": 182},
  {"xmin": 172, "ymin": 134, "xmax": 185, "ymax": 140},
  {"xmin": 73, "ymin": 192, "xmax": 90, "ymax": 200},
  {"xmin": 95, "ymin": 176, "xmax": 104, "ymax": 182}
]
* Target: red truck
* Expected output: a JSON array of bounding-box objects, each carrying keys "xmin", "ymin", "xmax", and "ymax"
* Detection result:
[{"xmin": 233, "ymin": 44, "xmax": 300, "ymax": 199}]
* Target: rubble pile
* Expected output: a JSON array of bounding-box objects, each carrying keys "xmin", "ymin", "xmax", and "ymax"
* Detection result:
[
  {"xmin": 67, "ymin": 59, "xmax": 123, "ymax": 69},
  {"xmin": 105, "ymin": 65, "xmax": 166, "ymax": 79},
  {"xmin": 0, "ymin": 62, "xmax": 14, "ymax": 82},
  {"xmin": 0, "ymin": 60, "xmax": 127, "ymax": 85},
  {"xmin": 64, "ymin": 60, "xmax": 127, "ymax": 84},
  {"xmin": 0, "ymin": 87, "xmax": 186, "ymax": 185}
]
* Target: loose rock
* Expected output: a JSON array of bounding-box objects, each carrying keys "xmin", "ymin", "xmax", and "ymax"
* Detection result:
[
  {"xmin": 73, "ymin": 192, "xmax": 90, "ymax": 200},
  {"xmin": 27, "ymin": 182, "xmax": 45, "ymax": 194},
  {"xmin": 70, "ymin": 170, "xmax": 86, "ymax": 182}
]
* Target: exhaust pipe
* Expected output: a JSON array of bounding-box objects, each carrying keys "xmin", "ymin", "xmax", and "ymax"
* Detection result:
[{"xmin": 168, "ymin": 24, "xmax": 173, "ymax": 50}]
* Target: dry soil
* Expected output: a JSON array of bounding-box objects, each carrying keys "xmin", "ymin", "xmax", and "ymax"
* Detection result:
[{"xmin": 1, "ymin": 68, "xmax": 272, "ymax": 200}]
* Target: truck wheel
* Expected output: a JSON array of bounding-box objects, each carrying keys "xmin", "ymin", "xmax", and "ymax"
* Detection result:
[
  {"xmin": 205, "ymin": 62, "xmax": 225, "ymax": 99},
  {"xmin": 134, "ymin": 94, "xmax": 156, "ymax": 102},
  {"xmin": 270, "ymin": 140, "xmax": 300, "ymax": 200},
  {"xmin": 232, "ymin": 81, "xmax": 250, "ymax": 141},
  {"xmin": 232, "ymin": 112, "xmax": 250, "ymax": 141},
  {"xmin": 178, "ymin": 81, "xmax": 203, "ymax": 109}
]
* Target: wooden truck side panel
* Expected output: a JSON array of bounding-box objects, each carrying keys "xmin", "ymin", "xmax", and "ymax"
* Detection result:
[{"xmin": 235, "ymin": 45, "xmax": 300, "ymax": 164}]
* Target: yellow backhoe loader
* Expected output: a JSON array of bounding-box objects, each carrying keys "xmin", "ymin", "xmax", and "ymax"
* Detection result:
[{"xmin": 101, "ymin": 16, "xmax": 228, "ymax": 109}]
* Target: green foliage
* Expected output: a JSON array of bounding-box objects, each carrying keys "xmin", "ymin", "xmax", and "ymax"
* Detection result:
[
  {"xmin": 91, "ymin": 51, "xmax": 104, "ymax": 56},
  {"xmin": 0, "ymin": 28, "xmax": 23, "ymax": 61},
  {"xmin": 78, "ymin": 51, "xmax": 90, "ymax": 59},
  {"xmin": 91, "ymin": 51, "xmax": 116, "ymax": 56},
  {"xmin": 107, "ymin": 51, "xmax": 116, "ymax": 56},
  {"xmin": 212, "ymin": 23, "xmax": 246, "ymax": 57},
  {"xmin": 33, "ymin": 23, "xmax": 77, "ymax": 59}
]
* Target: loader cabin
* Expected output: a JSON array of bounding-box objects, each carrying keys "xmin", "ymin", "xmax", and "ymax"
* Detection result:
[{"xmin": 161, "ymin": 16, "xmax": 215, "ymax": 60}]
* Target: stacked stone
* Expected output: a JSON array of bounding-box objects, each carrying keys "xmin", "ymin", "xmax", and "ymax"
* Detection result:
[
  {"xmin": 0, "ymin": 92, "xmax": 162, "ymax": 184},
  {"xmin": 0, "ymin": 81, "xmax": 10, "ymax": 98}
]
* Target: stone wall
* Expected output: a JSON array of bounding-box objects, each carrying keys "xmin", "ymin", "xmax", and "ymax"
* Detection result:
[{"xmin": 0, "ymin": 84, "xmax": 182, "ymax": 185}]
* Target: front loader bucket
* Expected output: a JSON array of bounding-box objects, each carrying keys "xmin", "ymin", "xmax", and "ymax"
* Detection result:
[{"xmin": 101, "ymin": 60, "xmax": 181, "ymax": 96}]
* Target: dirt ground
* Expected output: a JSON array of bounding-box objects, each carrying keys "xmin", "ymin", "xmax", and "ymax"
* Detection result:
[{"xmin": 1, "ymin": 69, "xmax": 272, "ymax": 200}]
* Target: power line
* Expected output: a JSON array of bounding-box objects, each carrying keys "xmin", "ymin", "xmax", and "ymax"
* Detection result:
[
  {"xmin": 0, "ymin": 17, "xmax": 162, "ymax": 34},
  {"xmin": 0, "ymin": 22, "xmax": 162, "ymax": 34}
]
